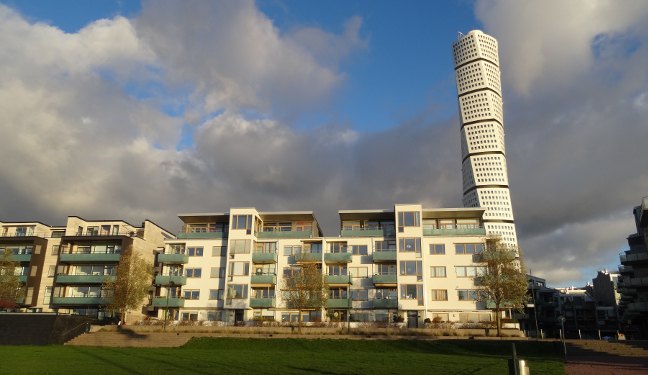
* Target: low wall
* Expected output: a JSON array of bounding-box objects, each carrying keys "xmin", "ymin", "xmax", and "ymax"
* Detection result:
[{"xmin": 0, "ymin": 313, "xmax": 92, "ymax": 345}]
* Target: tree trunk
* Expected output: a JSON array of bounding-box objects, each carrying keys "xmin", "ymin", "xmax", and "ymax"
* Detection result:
[
  {"xmin": 297, "ymin": 309, "xmax": 303, "ymax": 334},
  {"xmin": 495, "ymin": 305, "xmax": 501, "ymax": 337}
]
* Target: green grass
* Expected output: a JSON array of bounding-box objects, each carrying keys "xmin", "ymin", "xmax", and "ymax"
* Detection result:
[{"xmin": 2, "ymin": 338, "xmax": 564, "ymax": 374}]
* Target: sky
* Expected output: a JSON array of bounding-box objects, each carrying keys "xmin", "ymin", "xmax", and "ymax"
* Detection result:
[{"xmin": 0, "ymin": 0, "xmax": 647, "ymax": 288}]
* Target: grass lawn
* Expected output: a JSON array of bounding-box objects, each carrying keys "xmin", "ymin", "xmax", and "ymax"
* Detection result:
[{"xmin": 2, "ymin": 338, "xmax": 564, "ymax": 374}]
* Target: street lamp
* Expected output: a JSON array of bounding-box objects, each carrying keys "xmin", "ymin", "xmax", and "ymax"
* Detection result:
[{"xmin": 558, "ymin": 315, "xmax": 566, "ymax": 357}]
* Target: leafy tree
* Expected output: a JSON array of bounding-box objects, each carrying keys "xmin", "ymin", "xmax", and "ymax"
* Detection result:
[
  {"xmin": 282, "ymin": 263, "xmax": 328, "ymax": 333},
  {"xmin": 103, "ymin": 246, "xmax": 152, "ymax": 323},
  {"xmin": 0, "ymin": 248, "xmax": 24, "ymax": 309},
  {"xmin": 478, "ymin": 236, "xmax": 528, "ymax": 336}
]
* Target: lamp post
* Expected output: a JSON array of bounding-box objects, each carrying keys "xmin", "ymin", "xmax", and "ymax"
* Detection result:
[{"xmin": 558, "ymin": 315, "xmax": 567, "ymax": 357}]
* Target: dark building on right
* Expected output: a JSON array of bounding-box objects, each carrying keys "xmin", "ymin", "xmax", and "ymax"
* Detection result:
[{"xmin": 618, "ymin": 197, "xmax": 648, "ymax": 338}]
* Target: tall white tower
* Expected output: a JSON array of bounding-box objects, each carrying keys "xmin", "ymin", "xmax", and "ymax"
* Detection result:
[{"xmin": 452, "ymin": 30, "xmax": 518, "ymax": 248}]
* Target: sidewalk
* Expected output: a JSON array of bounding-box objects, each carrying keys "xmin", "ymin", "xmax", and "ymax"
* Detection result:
[{"xmin": 565, "ymin": 340, "xmax": 648, "ymax": 375}]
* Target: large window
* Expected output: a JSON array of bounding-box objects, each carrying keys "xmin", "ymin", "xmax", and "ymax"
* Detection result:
[
  {"xmin": 376, "ymin": 264, "xmax": 396, "ymax": 275},
  {"xmin": 430, "ymin": 244, "xmax": 445, "ymax": 255},
  {"xmin": 399, "ymin": 261, "xmax": 423, "ymax": 279},
  {"xmin": 303, "ymin": 242, "xmax": 322, "ymax": 253},
  {"xmin": 398, "ymin": 211, "xmax": 420, "ymax": 227},
  {"xmin": 457, "ymin": 290, "xmax": 483, "ymax": 301},
  {"xmin": 430, "ymin": 289, "xmax": 448, "ymax": 301},
  {"xmin": 430, "ymin": 266, "xmax": 446, "ymax": 278},
  {"xmin": 252, "ymin": 287, "xmax": 275, "ymax": 299},
  {"xmin": 455, "ymin": 266, "xmax": 487, "ymax": 277},
  {"xmin": 375, "ymin": 288, "xmax": 397, "ymax": 300},
  {"xmin": 398, "ymin": 238, "xmax": 421, "ymax": 253},
  {"xmin": 183, "ymin": 290, "xmax": 200, "ymax": 300},
  {"xmin": 283, "ymin": 245, "xmax": 302, "ymax": 256},
  {"xmin": 253, "ymin": 264, "xmax": 276, "ymax": 275},
  {"xmin": 229, "ymin": 262, "xmax": 250, "ymax": 276},
  {"xmin": 455, "ymin": 243, "xmax": 484, "ymax": 255},
  {"xmin": 329, "ymin": 287, "xmax": 348, "ymax": 299},
  {"xmin": 231, "ymin": 215, "xmax": 252, "ymax": 230},
  {"xmin": 255, "ymin": 242, "xmax": 277, "ymax": 253},
  {"xmin": 230, "ymin": 240, "xmax": 251, "ymax": 254},
  {"xmin": 227, "ymin": 284, "xmax": 248, "ymax": 299},
  {"xmin": 350, "ymin": 245, "xmax": 368, "ymax": 255},
  {"xmin": 375, "ymin": 240, "xmax": 396, "ymax": 251},
  {"xmin": 329, "ymin": 242, "xmax": 347, "ymax": 253},
  {"xmin": 400, "ymin": 284, "xmax": 424, "ymax": 305},
  {"xmin": 328, "ymin": 265, "xmax": 347, "ymax": 276},
  {"xmin": 187, "ymin": 247, "xmax": 203, "ymax": 256},
  {"xmin": 185, "ymin": 268, "xmax": 202, "ymax": 278}
]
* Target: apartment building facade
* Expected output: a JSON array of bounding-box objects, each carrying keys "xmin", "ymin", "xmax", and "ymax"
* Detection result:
[{"xmin": 152, "ymin": 204, "xmax": 492, "ymax": 327}]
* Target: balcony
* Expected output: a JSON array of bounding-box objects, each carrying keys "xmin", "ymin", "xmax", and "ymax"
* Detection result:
[
  {"xmin": 341, "ymin": 228, "xmax": 395, "ymax": 238},
  {"xmin": 628, "ymin": 301, "xmax": 648, "ymax": 312},
  {"xmin": 18, "ymin": 275, "xmax": 28, "ymax": 283},
  {"xmin": 252, "ymin": 252, "xmax": 278, "ymax": 264},
  {"xmin": 372, "ymin": 299, "xmax": 398, "ymax": 309},
  {"xmin": 59, "ymin": 253, "xmax": 121, "ymax": 263},
  {"xmin": 324, "ymin": 253, "xmax": 352, "ymax": 263},
  {"xmin": 52, "ymin": 296, "xmax": 111, "ymax": 305},
  {"xmin": 158, "ymin": 253, "xmax": 189, "ymax": 264},
  {"xmin": 154, "ymin": 275, "xmax": 188, "ymax": 285},
  {"xmin": 152, "ymin": 297, "xmax": 185, "ymax": 308},
  {"xmin": 626, "ymin": 276, "xmax": 648, "ymax": 288},
  {"xmin": 372, "ymin": 274, "xmax": 397, "ymax": 285},
  {"xmin": 423, "ymin": 228, "xmax": 486, "ymax": 236},
  {"xmin": 250, "ymin": 298, "xmax": 276, "ymax": 308},
  {"xmin": 257, "ymin": 231, "xmax": 310, "ymax": 239},
  {"xmin": 9, "ymin": 254, "xmax": 32, "ymax": 263},
  {"xmin": 620, "ymin": 252, "xmax": 648, "ymax": 265},
  {"xmin": 327, "ymin": 298, "xmax": 350, "ymax": 309},
  {"xmin": 294, "ymin": 252, "xmax": 322, "ymax": 263},
  {"xmin": 326, "ymin": 275, "xmax": 352, "ymax": 285},
  {"xmin": 373, "ymin": 251, "xmax": 397, "ymax": 262},
  {"xmin": 56, "ymin": 275, "xmax": 116, "ymax": 284},
  {"xmin": 176, "ymin": 231, "xmax": 227, "ymax": 239},
  {"xmin": 251, "ymin": 274, "xmax": 277, "ymax": 285}
]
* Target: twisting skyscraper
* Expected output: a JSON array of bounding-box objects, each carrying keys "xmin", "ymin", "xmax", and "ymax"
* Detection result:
[{"xmin": 452, "ymin": 30, "xmax": 518, "ymax": 248}]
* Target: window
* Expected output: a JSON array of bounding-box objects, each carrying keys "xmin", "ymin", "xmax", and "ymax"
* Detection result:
[
  {"xmin": 227, "ymin": 284, "xmax": 248, "ymax": 299},
  {"xmin": 398, "ymin": 238, "xmax": 421, "ymax": 253},
  {"xmin": 430, "ymin": 244, "xmax": 445, "ymax": 255},
  {"xmin": 51, "ymin": 245, "xmax": 60, "ymax": 255},
  {"xmin": 51, "ymin": 230, "xmax": 64, "ymax": 238},
  {"xmin": 376, "ymin": 264, "xmax": 396, "ymax": 275},
  {"xmin": 207, "ymin": 311, "xmax": 223, "ymax": 321},
  {"xmin": 375, "ymin": 288, "xmax": 397, "ymax": 300},
  {"xmin": 253, "ymin": 264, "xmax": 276, "ymax": 275},
  {"xmin": 43, "ymin": 286, "xmax": 52, "ymax": 304},
  {"xmin": 283, "ymin": 245, "xmax": 302, "ymax": 256},
  {"xmin": 48, "ymin": 265, "xmax": 56, "ymax": 277},
  {"xmin": 430, "ymin": 266, "xmax": 446, "ymax": 278},
  {"xmin": 350, "ymin": 245, "xmax": 368, "ymax": 255},
  {"xmin": 210, "ymin": 267, "xmax": 226, "ymax": 278},
  {"xmin": 328, "ymin": 265, "xmax": 347, "ymax": 276},
  {"xmin": 255, "ymin": 242, "xmax": 277, "ymax": 253},
  {"xmin": 399, "ymin": 261, "xmax": 423, "ymax": 279},
  {"xmin": 229, "ymin": 262, "xmax": 250, "ymax": 276},
  {"xmin": 185, "ymin": 268, "xmax": 202, "ymax": 278},
  {"xmin": 458, "ymin": 290, "xmax": 482, "ymax": 301},
  {"xmin": 169, "ymin": 244, "xmax": 185, "ymax": 254},
  {"xmin": 183, "ymin": 290, "xmax": 200, "ymax": 300},
  {"xmin": 230, "ymin": 240, "xmax": 251, "ymax": 254},
  {"xmin": 348, "ymin": 267, "xmax": 368, "ymax": 278},
  {"xmin": 209, "ymin": 289, "xmax": 224, "ymax": 300},
  {"xmin": 430, "ymin": 289, "xmax": 448, "ymax": 301},
  {"xmin": 303, "ymin": 242, "xmax": 322, "ymax": 253},
  {"xmin": 187, "ymin": 247, "xmax": 203, "ymax": 256},
  {"xmin": 455, "ymin": 243, "xmax": 484, "ymax": 254},
  {"xmin": 212, "ymin": 246, "xmax": 227, "ymax": 256},
  {"xmin": 375, "ymin": 240, "xmax": 396, "ymax": 251},
  {"xmin": 455, "ymin": 266, "xmax": 487, "ymax": 277},
  {"xmin": 181, "ymin": 312, "xmax": 198, "ymax": 321},
  {"xmin": 231, "ymin": 215, "xmax": 252, "ymax": 230},
  {"xmin": 329, "ymin": 287, "xmax": 348, "ymax": 299},
  {"xmin": 400, "ymin": 284, "xmax": 424, "ymax": 305},
  {"xmin": 329, "ymin": 242, "xmax": 347, "ymax": 253},
  {"xmin": 398, "ymin": 211, "xmax": 420, "ymax": 227},
  {"xmin": 86, "ymin": 226, "xmax": 99, "ymax": 236},
  {"xmin": 252, "ymin": 287, "xmax": 275, "ymax": 299},
  {"xmin": 283, "ymin": 267, "xmax": 300, "ymax": 278},
  {"xmin": 351, "ymin": 289, "xmax": 368, "ymax": 301}
]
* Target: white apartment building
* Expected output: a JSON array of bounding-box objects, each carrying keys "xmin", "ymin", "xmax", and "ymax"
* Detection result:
[
  {"xmin": 153, "ymin": 204, "xmax": 492, "ymax": 327},
  {"xmin": 453, "ymin": 30, "xmax": 518, "ymax": 248}
]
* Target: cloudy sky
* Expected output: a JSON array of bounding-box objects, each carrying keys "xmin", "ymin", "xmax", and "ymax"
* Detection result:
[{"xmin": 1, "ymin": 0, "xmax": 647, "ymax": 287}]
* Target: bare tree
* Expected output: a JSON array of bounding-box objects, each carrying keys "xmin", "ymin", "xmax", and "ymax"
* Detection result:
[
  {"xmin": 282, "ymin": 264, "xmax": 328, "ymax": 333},
  {"xmin": 478, "ymin": 236, "xmax": 528, "ymax": 337},
  {"xmin": 103, "ymin": 246, "xmax": 152, "ymax": 323},
  {"xmin": 0, "ymin": 249, "xmax": 23, "ymax": 309}
]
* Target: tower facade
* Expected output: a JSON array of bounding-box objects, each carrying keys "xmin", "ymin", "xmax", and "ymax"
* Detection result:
[{"xmin": 452, "ymin": 30, "xmax": 518, "ymax": 248}]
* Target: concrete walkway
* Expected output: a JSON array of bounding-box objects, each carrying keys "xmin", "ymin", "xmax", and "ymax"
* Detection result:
[{"xmin": 565, "ymin": 340, "xmax": 648, "ymax": 375}]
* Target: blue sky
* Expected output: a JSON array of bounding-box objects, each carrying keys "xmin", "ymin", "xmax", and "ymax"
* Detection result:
[{"xmin": 1, "ymin": 0, "xmax": 647, "ymax": 288}]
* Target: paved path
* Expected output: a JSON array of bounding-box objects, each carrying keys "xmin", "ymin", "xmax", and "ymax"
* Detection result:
[{"xmin": 565, "ymin": 340, "xmax": 648, "ymax": 375}]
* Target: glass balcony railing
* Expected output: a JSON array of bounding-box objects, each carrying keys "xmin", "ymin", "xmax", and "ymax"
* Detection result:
[
  {"xmin": 326, "ymin": 298, "xmax": 350, "ymax": 309},
  {"xmin": 325, "ymin": 275, "xmax": 352, "ymax": 284},
  {"xmin": 252, "ymin": 252, "xmax": 278, "ymax": 264},
  {"xmin": 340, "ymin": 228, "xmax": 396, "ymax": 238},
  {"xmin": 251, "ymin": 274, "xmax": 277, "ymax": 285},
  {"xmin": 9, "ymin": 254, "xmax": 32, "ymax": 263},
  {"xmin": 56, "ymin": 275, "xmax": 116, "ymax": 284},
  {"xmin": 18, "ymin": 275, "xmax": 28, "ymax": 283},
  {"xmin": 372, "ymin": 274, "xmax": 397, "ymax": 284},
  {"xmin": 176, "ymin": 231, "xmax": 228, "ymax": 239},
  {"xmin": 250, "ymin": 298, "xmax": 276, "ymax": 308},
  {"xmin": 423, "ymin": 228, "xmax": 486, "ymax": 236},
  {"xmin": 59, "ymin": 253, "xmax": 121, "ymax": 263},
  {"xmin": 257, "ymin": 229, "xmax": 312, "ymax": 239},
  {"xmin": 154, "ymin": 275, "xmax": 188, "ymax": 285},
  {"xmin": 152, "ymin": 297, "xmax": 185, "ymax": 308},
  {"xmin": 158, "ymin": 253, "xmax": 189, "ymax": 264},
  {"xmin": 620, "ymin": 252, "xmax": 648, "ymax": 265},
  {"xmin": 324, "ymin": 253, "xmax": 352, "ymax": 263},
  {"xmin": 372, "ymin": 299, "xmax": 398, "ymax": 309},
  {"xmin": 52, "ymin": 296, "xmax": 111, "ymax": 305},
  {"xmin": 373, "ymin": 251, "xmax": 397, "ymax": 262}
]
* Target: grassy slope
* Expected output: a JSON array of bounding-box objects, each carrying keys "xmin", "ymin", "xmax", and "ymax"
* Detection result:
[{"xmin": 3, "ymin": 338, "xmax": 564, "ymax": 374}]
